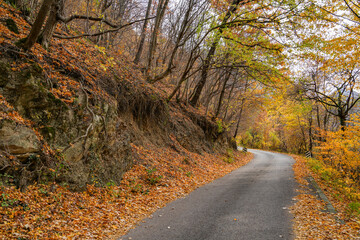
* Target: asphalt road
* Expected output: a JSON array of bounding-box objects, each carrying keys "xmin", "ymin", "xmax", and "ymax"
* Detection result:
[{"xmin": 119, "ymin": 149, "xmax": 296, "ymax": 240}]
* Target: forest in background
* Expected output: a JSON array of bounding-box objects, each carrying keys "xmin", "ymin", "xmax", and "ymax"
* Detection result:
[
  {"xmin": 11, "ymin": 0, "xmax": 360, "ymax": 206},
  {"xmin": 14, "ymin": 0, "xmax": 360, "ymax": 177},
  {"xmin": 10, "ymin": 0, "xmax": 360, "ymax": 150},
  {"xmin": 1, "ymin": 0, "xmax": 360, "ymax": 238}
]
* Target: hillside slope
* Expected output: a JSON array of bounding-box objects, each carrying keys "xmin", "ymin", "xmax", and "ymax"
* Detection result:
[
  {"xmin": 0, "ymin": 2, "xmax": 252, "ymax": 239},
  {"xmin": 0, "ymin": 1, "xmax": 236, "ymax": 190}
]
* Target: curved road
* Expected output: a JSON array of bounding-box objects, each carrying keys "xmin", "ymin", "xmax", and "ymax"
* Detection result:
[{"xmin": 120, "ymin": 150, "xmax": 296, "ymax": 240}]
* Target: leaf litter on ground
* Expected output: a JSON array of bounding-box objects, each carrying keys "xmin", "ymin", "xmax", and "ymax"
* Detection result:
[
  {"xmin": 290, "ymin": 154, "xmax": 360, "ymax": 239},
  {"xmin": 0, "ymin": 2, "xmax": 256, "ymax": 239}
]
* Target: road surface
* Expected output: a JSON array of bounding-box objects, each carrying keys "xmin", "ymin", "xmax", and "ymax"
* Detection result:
[{"xmin": 120, "ymin": 149, "xmax": 296, "ymax": 240}]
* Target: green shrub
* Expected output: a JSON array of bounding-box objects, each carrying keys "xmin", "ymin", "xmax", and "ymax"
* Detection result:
[{"xmin": 347, "ymin": 202, "xmax": 360, "ymax": 217}]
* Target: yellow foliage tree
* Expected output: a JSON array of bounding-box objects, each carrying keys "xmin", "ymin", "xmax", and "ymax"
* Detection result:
[{"xmin": 316, "ymin": 114, "xmax": 360, "ymax": 185}]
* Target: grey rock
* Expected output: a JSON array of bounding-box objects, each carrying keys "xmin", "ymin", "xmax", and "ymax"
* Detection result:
[{"xmin": 0, "ymin": 120, "xmax": 40, "ymax": 155}]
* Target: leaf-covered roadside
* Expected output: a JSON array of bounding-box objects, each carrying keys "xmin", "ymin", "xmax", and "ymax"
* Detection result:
[
  {"xmin": 0, "ymin": 144, "xmax": 252, "ymax": 239},
  {"xmin": 290, "ymin": 155, "xmax": 360, "ymax": 239}
]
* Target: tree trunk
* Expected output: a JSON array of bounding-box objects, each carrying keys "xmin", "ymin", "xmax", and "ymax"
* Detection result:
[
  {"xmin": 189, "ymin": 0, "xmax": 242, "ymax": 106},
  {"xmin": 323, "ymin": 112, "xmax": 329, "ymax": 131},
  {"xmin": 215, "ymin": 71, "xmax": 232, "ymax": 117},
  {"xmin": 297, "ymin": 116, "xmax": 307, "ymax": 153},
  {"xmin": 223, "ymin": 77, "xmax": 236, "ymax": 120},
  {"xmin": 134, "ymin": 0, "xmax": 152, "ymax": 64},
  {"xmin": 23, "ymin": 0, "xmax": 55, "ymax": 51},
  {"xmin": 204, "ymin": 72, "xmax": 222, "ymax": 115},
  {"xmin": 167, "ymin": 49, "xmax": 198, "ymax": 101},
  {"xmin": 145, "ymin": 0, "xmax": 169, "ymax": 77},
  {"xmin": 40, "ymin": 0, "xmax": 65, "ymax": 49},
  {"xmin": 149, "ymin": 0, "xmax": 193, "ymax": 83},
  {"xmin": 95, "ymin": 0, "xmax": 112, "ymax": 44},
  {"xmin": 189, "ymin": 39, "xmax": 217, "ymax": 106},
  {"xmin": 233, "ymin": 98, "xmax": 245, "ymax": 138},
  {"xmin": 339, "ymin": 114, "xmax": 346, "ymax": 130},
  {"xmin": 233, "ymin": 78, "xmax": 249, "ymax": 138},
  {"xmin": 308, "ymin": 115, "xmax": 313, "ymax": 152},
  {"xmin": 85, "ymin": 0, "xmax": 91, "ymax": 34}
]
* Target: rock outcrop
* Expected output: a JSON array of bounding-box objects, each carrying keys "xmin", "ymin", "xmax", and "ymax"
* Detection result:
[
  {"xmin": 0, "ymin": 49, "xmax": 235, "ymax": 191},
  {"xmin": 0, "ymin": 58, "xmax": 133, "ymax": 190}
]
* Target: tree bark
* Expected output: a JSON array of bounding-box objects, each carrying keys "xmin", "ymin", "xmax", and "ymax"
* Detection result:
[
  {"xmin": 85, "ymin": 0, "xmax": 91, "ymax": 34},
  {"xmin": 145, "ymin": 0, "xmax": 169, "ymax": 77},
  {"xmin": 189, "ymin": 0, "xmax": 242, "ymax": 106},
  {"xmin": 149, "ymin": 0, "xmax": 193, "ymax": 83},
  {"xmin": 233, "ymin": 78, "xmax": 249, "ymax": 138},
  {"xmin": 308, "ymin": 115, "xmax": 313, "ymax": 152},
  {"xmin": 339, "ymin": 113, "xmax": 346, "ymax": 130},
  {"xmin": 215, "ymin": 71, "xmax": 232, "ymax": 117},
  {"xmin": 167, "ymin": 48, "xmax": 199, "ymax": 101},
  {"xmin": 223, "ymin": 77, "xmax": 237, "ymax": 120},
  {"xmin": 23, "ymin": 0, "xmax": 55, "ymax": 51},
  {"xmin": 233, "ymin": 98, "xmax": 245, "ymax": 138},
  {"xmin": 95, "ymin": 0, "xmax": 112, "ymax": 44},
  {"xmin": 134, "ymin": 0, "xmax": 152, "ymax": 64},
  {"xmin": 40, "ymin": 0, "xmax": 65, "ymax": 49}
]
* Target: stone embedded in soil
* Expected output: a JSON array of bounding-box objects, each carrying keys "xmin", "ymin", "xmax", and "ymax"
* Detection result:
[{"xmin": 0, "ymin": 119, "xmax": 40, "ymax": 155}]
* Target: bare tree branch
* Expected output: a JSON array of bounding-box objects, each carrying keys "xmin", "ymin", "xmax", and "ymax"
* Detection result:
[{"xmin": 54, "ymin": 17, "xmax": 155, "ymax": 40}]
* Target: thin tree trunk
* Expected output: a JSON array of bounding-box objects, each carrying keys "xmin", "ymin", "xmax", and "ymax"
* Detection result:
[
  {"xmin": 308, "ymin": 115, "xmax": 313, "ymax": 152},
  {"xmin": 134, "ymin": 0, "xmax": 152, "ymax": 64},
  {"xmin": 233, "ymin": 98, "xmax": 245, "ymax": 138},
  {"xmin": 96, "ymin": 0, "xmax": 111, "ymax": 44},
  {"xmin": 145, "ymin": 0, "xmax": 169, "ymax": 76},
  {"xmin": 183, "ymin": 77, "xmax": 190, "ymax": 101},
  {"xmin": 203, "ymin": 72, "xmax": 219, "ymax": 113},
  {"xmin": 167, "ymin": 48, "xmax": 199, "ymax": 101},
  {"xmin": 339, "ymin": 114, "xmax": 346, "ymax": 130},
  {"xmin": 324, "ymin": 113, "xmax": 328, "ymax": 131},
  {"xmin": 223, "ymin": 77, "xmax": 237, "ymax": 120},
  {"xmin": 315, "ymin": 104, "xmax": 323, "ymax": 142},
  {"xmin": 215, "ymin": 71, "xmax": 232, "ymax": 117},
  {"xmin": 189, "ymin": 0, "xmax": 242, "ymax": 106},
  {"xmin": 40, "ymin": 0, "xmax": 65, "ymax": 49},
  {"xmin": 204, "ymin": 72, "xmax": 223, "ymax": 115},
  {"xmin": 297, "ymin": 116, "xmax": 307, "ymax": 153},
  {"xmin": 233, "ymin": 78, "xmax": 249, "ymax": 138},
  {"xmin": 189, "ymin": 41, "xmax": 216, "ymax": 106},
  {"xmin": 149, "ymin": 0, "xmax": 193, "ymax": 83},
  {"xmin": 85, "ymin": 0, "xmax": 91, "ymax": 34},
  {"xmin": 23, "ymin": 0, "xmax": 55, "ymax": 51}
]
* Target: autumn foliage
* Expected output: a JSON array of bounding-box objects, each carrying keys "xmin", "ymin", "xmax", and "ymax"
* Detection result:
[
  {"xmin": 0, "ymin": 144, "xmax": 252, "ymax": 239},
  {"xmin": 316, "ymin": 115, "xmax": 360, "ymax": 186},
  {"xmin": 2, "ymin": 0, "xmax": 360, "ymax": 238},
  {"xmin": 0, "ymin": 1, "xmax": 256, "ymax": 238},
  {"xmin": 290, "ymin": 155, "xmax": 360, "ymax": 239}
]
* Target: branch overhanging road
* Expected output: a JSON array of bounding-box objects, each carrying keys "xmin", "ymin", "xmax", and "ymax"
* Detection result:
[{"xmin": 120, "ymin": 149, "xmax": 297, "ymax": 240}]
